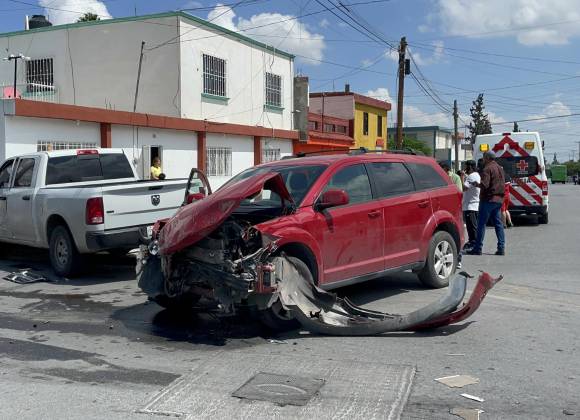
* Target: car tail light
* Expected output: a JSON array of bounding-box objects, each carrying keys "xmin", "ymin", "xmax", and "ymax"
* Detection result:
[
  {"xmin": 77, "ymin": 149, "xmax": 99, "ymax": 155},
  {"xmin": 541, "ymin": 181, "xmax": 548, "ymax": 196},
  {"xmin": 86, "ymin": 197, "xmax": 104, "ymax": 225}
]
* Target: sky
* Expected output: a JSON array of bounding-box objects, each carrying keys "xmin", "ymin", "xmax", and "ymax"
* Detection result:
[{"xmin": 1, "ymin": 0, "xmax": 580, "ymax": 161}]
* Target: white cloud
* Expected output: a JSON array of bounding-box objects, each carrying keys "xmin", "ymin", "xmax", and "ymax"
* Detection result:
[
  {"xmin": 207, "ymin": 4, "xmax": 326, "ymax": 63},
  {"xmin": 430, "ymin": 0, "xmax": 580, "ymax": 46},
  {"xmin": 386, "ymin": 41, "xmax": 445, "ymax": 66},
  {"xmin": 385, "ymin": 48, "xmax": 399, "ymax": 62},
  {"xmin": 39, "ymin": 0, "xmax": 112, "ymax": 25},
  {"xmin": 182, "ymin": 1, "xmax": 203, "ymax": 9},
  {"xmin": 319, "ymin": 18, "xmax": 330, "ymax": 28},
  {"xmin": 366, "ymin": 87, "xmax": 394, "ymax": 104}
]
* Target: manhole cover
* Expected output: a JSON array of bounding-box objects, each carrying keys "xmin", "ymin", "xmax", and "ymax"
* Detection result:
[{"xmin": 232, "ymin": 372, "xmax": 325, "ymax": 406}]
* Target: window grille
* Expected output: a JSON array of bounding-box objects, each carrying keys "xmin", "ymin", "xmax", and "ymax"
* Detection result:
[
  {"xmin": 206, "ymin": 147, "xmax": 232, "ymax": 176},
  {"xmin": 336, "ymin": 125, "xmax": 347, "ymax": 134},
  {"xmin": 37, "ymin": 141, "xmax": 97, "ymax": 152},
  {"xmin": 203, "ymin": 54, "xmax": 227, "ymax": 97},
  {"xmin": 265, "ymin": 72, "xmax": 282, "ymax": 107},
  {"xmin": 26, "ymin": 58, "xmax": 54, "ymax": 94},
  {"xmin": 262, "ymin": 148, "xmax": 281, "ymax": 163}
]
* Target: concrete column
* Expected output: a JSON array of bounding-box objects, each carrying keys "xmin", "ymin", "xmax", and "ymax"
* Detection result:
[
  {"xmin": 254, "ymin": 136, "xmax": 262, "ymax": 165},
  {"xmin": 197, "ymin": 131, "xmax": 206, "ymax": 171},
  {"xmin": 100, "ymin": 122, "xmax": 111, "ymax": 148}
]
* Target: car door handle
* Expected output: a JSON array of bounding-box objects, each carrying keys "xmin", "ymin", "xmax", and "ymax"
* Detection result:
[
  {"xmin": 417, "ymin": 200, "xmax": 430, "ymax": 208},
  {"xmin": 22, "ymin": 195, "xmax": 31, "ymax": 201},
  {"xmin": 368, "ymin": 210, "xmax": 382, "ymax": 219}
]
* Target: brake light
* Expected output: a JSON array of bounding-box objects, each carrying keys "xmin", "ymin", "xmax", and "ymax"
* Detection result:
[
  {"xmin": 77, "ymin": 149, "xmax": 99, "ymax": 155},
  {"xmin": 86, "ymin": 197, "xmax": 104, "ymax": 225},
  {"xmin": 541, "ymin": 181, "xmax": 548, "ymax": 196}
]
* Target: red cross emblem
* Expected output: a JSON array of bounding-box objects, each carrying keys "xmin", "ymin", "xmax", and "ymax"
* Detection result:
[{"xmin": 516, "ymin": 160, "xmax": 528, "ymax": 172}]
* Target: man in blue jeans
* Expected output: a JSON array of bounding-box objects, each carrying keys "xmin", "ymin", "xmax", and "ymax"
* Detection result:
[{"xmin": 467, "ymin": 151, "xmax": 506, "ymax": 256}]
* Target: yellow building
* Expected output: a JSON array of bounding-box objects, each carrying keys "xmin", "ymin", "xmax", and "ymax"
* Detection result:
[{"xmin": 309, "ymin": 88, "xmax": 391, "ymax": 149}]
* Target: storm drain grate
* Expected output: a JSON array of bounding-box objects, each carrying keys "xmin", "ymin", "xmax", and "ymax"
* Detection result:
[{"xmin": 232, "ymin": 372, "xmax": 325, "ymax": 406}]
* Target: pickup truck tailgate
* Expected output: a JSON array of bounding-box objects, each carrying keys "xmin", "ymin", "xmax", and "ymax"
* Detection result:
[{"xmin": 102, "ymin": 181, "xmax": 186, "ymax": 230}]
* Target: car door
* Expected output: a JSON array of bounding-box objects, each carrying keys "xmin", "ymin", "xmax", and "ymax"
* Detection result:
[
  {"xmin": 6, "ymin": 157, "xmax": 38, "ymax": 243},
  {"xmin": 312, "ymin": 163, "xmax": 384, "ymax": 284},
  {"xmin": 367, "ymin": 161, "xmax": 425, "ymax": 268},
  {"xmin": 0, "ymin": 159, "xmax": 16, "ymax": 239}
]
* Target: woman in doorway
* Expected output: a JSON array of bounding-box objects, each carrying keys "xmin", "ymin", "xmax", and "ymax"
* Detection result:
[{"xmin": 150, "ymin": 157, "xmax": 162, "ymax": 180}]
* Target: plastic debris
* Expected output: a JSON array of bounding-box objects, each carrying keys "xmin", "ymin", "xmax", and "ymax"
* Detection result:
[
  {"xmin": 435, "ymin": 375, "xmax": 480, "ymax": 388},
  {"xmin": 3, "ymin": 269, "xmax": 47, "ymax": 284},
  {"xmin": 461, "ymin": 393, "xmax": 485, "ymax": 402},
  {"xmin": 268, "ymin": 339, "xmax": 287, "ymax": 344},
  {"xmin": 451, "ymin": 407, "xmax": 484, "ymax": 420},
  {"xmin": 447, "ymin": 353, "xmax": 466, "ymax": 356}
]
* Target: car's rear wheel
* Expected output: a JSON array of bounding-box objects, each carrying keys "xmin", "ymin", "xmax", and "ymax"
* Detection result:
[
  {"xmin": 418, "ymin": 231, "xmax": 457, "ymax": 289},
  {"xmin": 49, "ymin": 225, "xmax": 82, "ymax": 277}
]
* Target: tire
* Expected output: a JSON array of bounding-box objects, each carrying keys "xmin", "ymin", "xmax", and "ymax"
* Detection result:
[
  {"xmin": 538, "ymin": 212, "xmax": 549, "ymax": 224},
  {"xmin": 152, "ymin": 294, "xmax": 200, "ymax": 311},
  {"xmin": 49, "ymin": 225, "xmax": 82, "ymax": 277},
  {"xmin": 258, "ymin": 256, "xmax": 304, "ymax": 332},
  {"xmin": 418, "ymin": 231, "xmax": 458, "ymax": 289}
]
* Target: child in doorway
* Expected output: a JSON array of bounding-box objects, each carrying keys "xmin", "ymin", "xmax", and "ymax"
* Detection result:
[{"xmin": 150, "ymin": 157, "xmax": 162, "ymax": 180}]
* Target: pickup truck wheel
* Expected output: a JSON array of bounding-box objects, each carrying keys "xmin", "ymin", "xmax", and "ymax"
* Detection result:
[
  {"xmin": 418, "ymin": 231, "xmax": 457, "ymax": 289},
  {"xmin": 49, "ymin": 225, "xmax": 81, "ymax": 277}
]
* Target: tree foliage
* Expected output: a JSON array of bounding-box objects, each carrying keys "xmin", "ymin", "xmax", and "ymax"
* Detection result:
[
  {"xmin": 552, "ymin": 153, "xmax": 559, "ymax": 165},
  {"xmin": 77, "ymin": 12, "xmax": 100, "ymax": 22},
  {"xmin": 513, "ymin": 121, "xmax": 519, "ymax": 132},
  {"xmin": 468, "ymin": 94, "xmax": 492, "ymax": 141},
  {"xmin": 388, "ymin": 136, "xmax": 432, "ymax": 156},
  {"xmin": 564, "ymin": 160, "xmax": 580, "ymax": 176}
]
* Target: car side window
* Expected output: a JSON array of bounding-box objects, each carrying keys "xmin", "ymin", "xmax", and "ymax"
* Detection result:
[
  {"xmin": 406, "ymin": 163, "xmax": 448, "ymax": 191},
  {"xmin": 13, "ymin": 158, "xmax": 36, "ymax": 188},
  {"xmin": 0, "ymin": 159, "xmax": 15, "ymax": 188},
  {"xmin": 371, "ymin": 162, "xmax": 415, "ymax": 198},
  {"xmin": 324, "ymin": 164, "xmax": 373, "ymax": 205}
]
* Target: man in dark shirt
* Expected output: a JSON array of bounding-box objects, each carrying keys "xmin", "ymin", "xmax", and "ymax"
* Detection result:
[{"xmin": 467, "ymin": 151, "xmax": 506, "ymax": 256}]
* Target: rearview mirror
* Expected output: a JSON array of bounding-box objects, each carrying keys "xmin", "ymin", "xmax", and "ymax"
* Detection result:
[{"xmin": 317, "ymin": 189, "xmax": 349, "ymax": 210}]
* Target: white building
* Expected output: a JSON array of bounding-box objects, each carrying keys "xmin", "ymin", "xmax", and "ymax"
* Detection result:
[{"xmin": 0, "ymin": 12, "xmax": 297, "ymax": 188}]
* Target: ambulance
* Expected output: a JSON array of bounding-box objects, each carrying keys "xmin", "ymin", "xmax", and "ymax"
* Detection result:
[{"xmin": 473, "ymin": 132, "xmax": 549, "ymax": 224}]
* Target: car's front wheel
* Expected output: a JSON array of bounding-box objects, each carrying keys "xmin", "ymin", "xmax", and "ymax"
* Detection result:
[{"xmin": 418, "ymin": 231, "xmax": 457, "ymax": 289}]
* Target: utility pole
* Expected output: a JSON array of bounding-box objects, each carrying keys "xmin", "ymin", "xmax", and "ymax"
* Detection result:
[
  {"xmin": 133, "ymin": 41, "xmax": 145, "ymax": 112},
  {"xmin": 576, "ymin": 141, "xmax": 580, "ymax": 162},
  {"xmin": 453, "ymin": 99, "xmax": 459, "ymax": 171},
  {"xmin": 395, "ymin": 36, "xmax": 407, "ymax": 150}
]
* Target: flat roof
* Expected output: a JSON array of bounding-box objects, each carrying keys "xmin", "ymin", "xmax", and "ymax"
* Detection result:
[
  {"xmin": 310, "ymin": 92, "xmax": 391, "ymax": 111},
  {"xmin": 0, "ymin": 11, "xmax": 294, "ymax": 60},
  {"xmin": 392, "ymin": 126, "xmax": 454, "ymax": 133}
]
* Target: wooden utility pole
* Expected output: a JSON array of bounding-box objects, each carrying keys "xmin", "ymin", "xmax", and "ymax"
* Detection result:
[
  {"xmin": 395, "ymin": 37, "xmax": 407, "ymax": 149},
  {"xmin": 453, "ymin": 99, "xmax": 459, "ymax": 171}
]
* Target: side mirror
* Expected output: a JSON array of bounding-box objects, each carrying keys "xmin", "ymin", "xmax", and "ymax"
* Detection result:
[
  {"xmin": 186, "ymin": 192, "xmax": 205, "ymax": 204},
  {"xmin": 317, "ymin": 189, "xmax": 349, "ymax": 210}
]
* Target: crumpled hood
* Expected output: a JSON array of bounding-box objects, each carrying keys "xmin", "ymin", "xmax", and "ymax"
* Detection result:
[{"xmin": 158, "ymin": 171, "xmax": 292, "ymax": 255}]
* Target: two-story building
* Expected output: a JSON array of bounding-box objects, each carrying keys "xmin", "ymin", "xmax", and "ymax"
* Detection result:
[
  {"xmin": 309, "ymin": 86, "xmax": 391, "ymax": 150},
  {"xmin": 0, "ymin": 12, "xmax": 297, "ymax": 188}
]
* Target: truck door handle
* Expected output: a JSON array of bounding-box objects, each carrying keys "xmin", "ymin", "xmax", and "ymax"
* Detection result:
[
  {"xmin": 368, "ymin": 210, "xmax": 381, "ymax": 219},
  {"xmin": 418, "ymin": 200, "xmax": 429, "ymax": 208},
  {"xmin": 22, "ymin": 195, "xmax": 31, "ymax": 201}
]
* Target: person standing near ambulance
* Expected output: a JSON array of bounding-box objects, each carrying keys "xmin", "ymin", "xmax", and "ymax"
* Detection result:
[
  {"xmin": 467, "ymin": 151, "xmax": 506, "ymax": 256},
  {"xmin": 462, "ymin": 160, "xmax": 480, "ymax": 249}
]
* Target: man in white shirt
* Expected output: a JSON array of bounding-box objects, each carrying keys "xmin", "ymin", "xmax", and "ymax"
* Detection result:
[{"xmin": 462, "ymin": 160, "xmax": 480, "ymax": 249}]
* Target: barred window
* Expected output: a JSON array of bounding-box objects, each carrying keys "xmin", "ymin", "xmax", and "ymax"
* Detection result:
[
  {"xmin": 265, "ymin": 72, "xmax": 282, "ymax": 107},
  {"xmin": 26, "ymin": 58, "xmax": 54, "ymax": 93},
  {"xmin": 37, "ymin": 141, "xmax": 98, "ymax": 152},
  {"xmin": 336, "ymin": 125, "xmax": 347, "ymax": 134},
  {"xmin": 262, "ymin": 148, "xmax": 281, "ymax": 163},
  {"xmin": 206, "ymin": 147, "xmax": 232, "ymax": 177},
  {"xmin": 203, "ymin": 54, "xmax": 227, "ymax": 97}
]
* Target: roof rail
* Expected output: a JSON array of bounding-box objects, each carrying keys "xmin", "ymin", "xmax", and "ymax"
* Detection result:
[{"xmin": 281, "ymin": 147, "xmax": 424, "ymax": 159}]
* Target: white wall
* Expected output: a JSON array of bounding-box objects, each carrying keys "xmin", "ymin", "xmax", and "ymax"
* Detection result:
[
  {"xmin": 2, "ymin": 115, "xmax": 100, "ymax": 159},
  {"xmin": 309, "ymin": 96, "xmax": 354, "ymax": 120},
  {"xmin": 262, "ymin": 137, "xmax": 293, "ymax": 160},
  {"xmin": 111, "ymin": 125, "xmax": 197, "ymax": 179},
  {"xmin": 206, "ymin": 133, "xmax": 253, "ymax": 189},
  {"xmin": 179, "ymin": 17, "xmax": 294, "ymax": 129}
]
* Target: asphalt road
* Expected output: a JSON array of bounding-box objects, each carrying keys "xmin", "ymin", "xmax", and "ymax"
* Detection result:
[{"xmin": 0, "ymin": 184, "xmax": 578, "ymax": 419}]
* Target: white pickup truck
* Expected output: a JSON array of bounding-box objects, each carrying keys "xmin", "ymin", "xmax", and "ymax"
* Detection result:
[{"xmin": 0, "ymin": 148, "xmax": 187, "ymax": 276}]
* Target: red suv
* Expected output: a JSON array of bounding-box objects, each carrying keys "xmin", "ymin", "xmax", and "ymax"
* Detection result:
[{"xmin": 138, "ymin": 151, "xmax": 464, "ymax": 326}]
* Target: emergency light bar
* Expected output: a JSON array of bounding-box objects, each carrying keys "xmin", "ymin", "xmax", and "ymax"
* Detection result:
[{"xmin": 524, "ymin": 142, "xmax": 535, "ymax": 150}]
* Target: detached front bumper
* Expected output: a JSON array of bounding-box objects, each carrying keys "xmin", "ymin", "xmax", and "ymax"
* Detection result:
[{"xmin": 86, "ymin": 226, "xmax": 151, "ymax": 251}]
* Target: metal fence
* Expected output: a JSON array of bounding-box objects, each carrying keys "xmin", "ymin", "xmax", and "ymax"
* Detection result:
[{"xmin": 1, "ymin": 83, "xmax": 59, "ymax": 103}]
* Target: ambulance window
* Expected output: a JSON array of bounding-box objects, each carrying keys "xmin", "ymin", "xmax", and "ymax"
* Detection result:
[{"xmin": 496, "ymin": 156, "xmax": 539, "ymax": 178}]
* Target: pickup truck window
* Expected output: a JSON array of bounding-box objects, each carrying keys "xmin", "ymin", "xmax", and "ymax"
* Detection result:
[
  {"xmin": 13, "ymin": 158, "xmax": 36, "ymax": 188},
  {"xmin": 0, "ymin": 159, "xmax": 15, "ymax": 188},
  {"xmin": 46, "ymin": 153, "xmax": 134, "ymax": 185}
]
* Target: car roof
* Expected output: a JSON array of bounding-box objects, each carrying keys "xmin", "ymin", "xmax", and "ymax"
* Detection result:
[{"xmin": 256, "ymin": 152, "xmax": 437, "ymax": 168}]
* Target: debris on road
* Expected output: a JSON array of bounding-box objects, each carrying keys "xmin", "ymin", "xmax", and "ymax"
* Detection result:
[
  {"xmin": 451, "ymin": 407, "xmax": 484, "ymax": 420},
  {"xmin": 3, "ymin": 270, "xmax": 48, "ymax": 284},
  {"xmin": 268, "ymin": 339, "xmax": 287, "ymax": 344},
  {"xmin": 447, "ymin": 353, "xmax": 466, "ymax": 356},
  {"xmin": 460, "ymin": 393, "xmax": 485, "ymax": 402},
  {"xmin": 435, "ymin": 375, "xmax": 479, "ymax": 388},
  {"xmin": 563, "ymin": 409, "xmax": 575, "ymax": 416}
]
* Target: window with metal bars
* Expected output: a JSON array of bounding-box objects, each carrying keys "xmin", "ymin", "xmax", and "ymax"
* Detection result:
[
  {"xmin": 265, "ymin": 72, "xmax": 282, "ymax": 107},
  {"xmin": 202, "ymin": 54, "xmax": 227, "ymax": 97},
  {"xmin": 262, "ymin": 148, "xmax": 281, "ymax": 163},
  {"xmin": 37, "ymin": 141, "xmax": 97, "ymax": 152},
  {"xmin": 26, "ymin": 58, "xmax": 54, "ymax": 93},
  {"xmin": 206, "ymin": 147, "xmax": 232, "ymax": 176}
]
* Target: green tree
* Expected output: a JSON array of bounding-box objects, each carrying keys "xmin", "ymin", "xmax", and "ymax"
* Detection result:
[
  {"xmin": 513, "ymin": 121, "xmax": 519, "ymax": 132},
  {"xmin": 468, "ymin": 94, "xmax": 492, "ymax": 141},
  {"xmin": 77, "ymin": 12, "xmax": 100, "ymax": 22},
  {"xmin": 388, "ymin": 136, "xmax": 432, "ymax": 156},
  {"xmin": 565, "ymin": 160, "xmax": 580, "ymax": 176},
  {"xmin": 552, "ymin": 153, "xmax": 559, "ymax": 165}
]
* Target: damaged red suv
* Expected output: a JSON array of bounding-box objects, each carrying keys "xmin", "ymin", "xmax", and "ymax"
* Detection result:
[{"xmin": 137, "ymin": 151, "xmax": 465, "ymax": 332}]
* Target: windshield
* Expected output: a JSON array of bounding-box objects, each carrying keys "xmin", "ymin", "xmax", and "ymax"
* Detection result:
[
  {"xmin": 496, "ymin": 156, "xmax": 539, "ymax": 179},
  {"xmin": 221, "ymin": 164, "xmax": 327, "ymax": 206}
]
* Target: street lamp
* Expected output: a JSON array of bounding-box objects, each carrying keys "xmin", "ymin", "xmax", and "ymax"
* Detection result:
[{"xmin": 2, "ymin": 53, "xmax": 31, "ymax": 99}]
